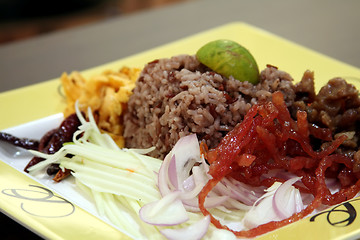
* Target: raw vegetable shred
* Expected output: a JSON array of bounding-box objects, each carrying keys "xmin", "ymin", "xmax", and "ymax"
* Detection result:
[{"xmin": 27, "ymin": 91, "xmax": 360, "ymax": 239}]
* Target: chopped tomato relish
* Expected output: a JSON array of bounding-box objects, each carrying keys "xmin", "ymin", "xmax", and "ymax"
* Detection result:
[{"xmin": 199, "ymin": 91, "xmax": 360, "ymax": 238}]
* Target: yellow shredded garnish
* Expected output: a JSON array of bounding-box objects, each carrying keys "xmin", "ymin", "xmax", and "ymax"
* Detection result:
[{"xmin": 61, "ymin": 66, "xmax": 141, "ymax": 147}]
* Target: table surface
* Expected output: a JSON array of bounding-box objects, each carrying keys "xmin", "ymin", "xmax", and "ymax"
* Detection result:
[
  {"xmin": 1, "ymin": 0, "xmax": 360, "ymax": 238},
  {"xmin": 1, "ymin": 0, "xmax": 360, "ymax": 94}
]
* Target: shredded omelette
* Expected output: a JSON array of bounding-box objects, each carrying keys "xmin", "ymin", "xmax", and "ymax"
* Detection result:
[{"xmin": 61, "ymin": 66, "xmax": 141, "ymax": 147}]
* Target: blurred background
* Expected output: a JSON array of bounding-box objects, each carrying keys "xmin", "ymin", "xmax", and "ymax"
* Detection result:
[{"xmin": 0, "ymin": 0, "xmax": 191, "ymax": 45}]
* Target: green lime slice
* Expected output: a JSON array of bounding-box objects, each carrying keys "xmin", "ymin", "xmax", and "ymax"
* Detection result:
[{"xmin": 196, "ymin": 39, "xmax": 259, "ymax": 84}]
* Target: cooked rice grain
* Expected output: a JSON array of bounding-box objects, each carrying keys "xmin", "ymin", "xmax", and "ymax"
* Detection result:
[{"xmin": 123, "ymin": 55, "xmax": 295, "ymax": 159}]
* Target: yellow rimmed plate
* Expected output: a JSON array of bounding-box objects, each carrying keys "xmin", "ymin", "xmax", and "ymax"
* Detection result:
[{"xmin": 1, "ymin": 22, "xmax": 360, "ymax": 239}]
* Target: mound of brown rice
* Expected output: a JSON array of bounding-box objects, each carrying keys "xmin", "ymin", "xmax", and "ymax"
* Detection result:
[{"xmin": 123, "ymin": 55, "xmax": 296, "ymax": 159}]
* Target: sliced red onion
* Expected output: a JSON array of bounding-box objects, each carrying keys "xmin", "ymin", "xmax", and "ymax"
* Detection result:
[
  {"xmin": 191, "ymin": 165, "xmax": 209, "ymax": 188},
  {"xmin": 168, "ymin": 155, "xmax": 178, "ymax": 189},
  {"xmin": 200, "ymin": 155, "xmax": 209, "ymax": 171},
  {"xmin": 229, "ymin": 178, "xmax": 265, "ymax": 197},
  {"xmin": 160, "ymin": 215, "xmax": 210, "ymax": 240},
  {"xmin": 158, "ymin": 153, "xmax": 174, "ymax": 196},
  {"xmin": 139, "ymin": 191, "xmax": 188, "ymax": 226},
  {"xmin": 178, "ymin": 166, "xmax": 208, "ymax": 201},
  {"xmin": 171, "ymin": 134, "xmax": 201, "ymax": 191},
  {"xmin": 179, "ymin": 184, "xmax": 203, "ymax": 201},
  {"xmin": 222, "ymin": 198, "xmax": 252, "ymax": 211},
  {"xmin": 215, "ymin": 178, "xmax": 258, "ymax": 206},
  {"xmin": 293, "ymin": 187, "xmax": 304, "ymax": 212},
  {"xmin": 242, "ymin": 178, "xmax": 305, "ymax": 229},
  {"xmin": 273, "ymin": 177, "xmax": 303, "ymax": 219},
  {"xmin": 182, "ymin": 195, "xmax": 229, "ymax": 211},
  {"xmin": 179, "ymin": 165, "xmax": 230, "ymax": 210},
  {"xmin": 158, "ymin": 134, "xmax": 210, "ymax": 210},
  {"xmin": 179, "ymin": 164, "xmax": 230, "ymax": 210},
  {"xmin": 242, "ymin": 183, "xmax": 280, "ymax": 229},
  {"xmin": 157, "ymin": 134, "xmax": 263, "ymax": 222},
  {"xmin": 182, "ymin": 175, "xmax": 195, "ymax": 192}
]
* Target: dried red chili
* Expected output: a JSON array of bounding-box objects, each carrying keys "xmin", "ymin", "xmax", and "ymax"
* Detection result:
[{"xmin": 24, "ymin": 113, "xmax": 82, "ymax": 181}]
